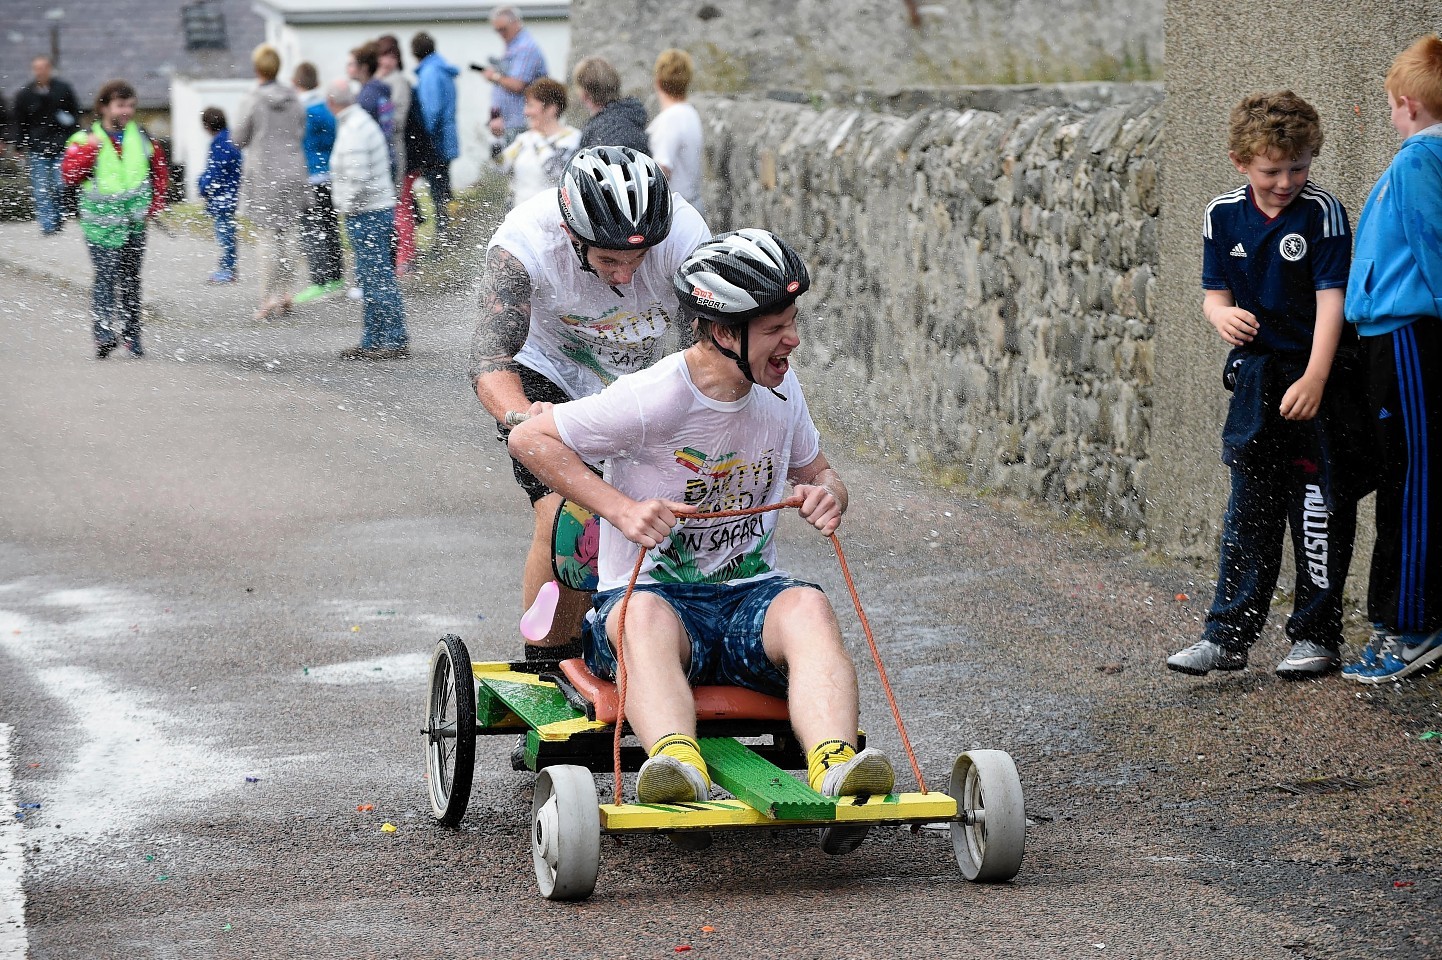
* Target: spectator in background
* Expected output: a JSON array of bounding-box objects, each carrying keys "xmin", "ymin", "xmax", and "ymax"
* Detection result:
[
  {"xmin": 327, "ymin": 80, "xmax": 408, "ymax": 361},
  {"xmin": 479, "ymin": 6, "xmax": 548, "ymax": 151},
  {"xmin": 61, "ymin": 79, "xmax": 168, "ymax": 358},
  {"xmin": 233, "ymin": 43, "xmax": 310, "ymax": 321},
  {"xmin": 197, "ymin": 107, "xmax": 242, "ymax": 284},
  {"xmin": 573, "ymin": 56, "xmax": 648, "ymax": 155},
  {"xmin": 496, "ymin": 77, "xmax": 579, "ymax": 208},
  {"xmin": 292, "ymin": 61, "xmax": 345, "ymax": 304},
  {"xmin": 375, "ymin": 35, "xmax": 417, "ymax": 277},
  {"xmin": 347, "ymin": 42, "xmax": 395, "ymax": 150},
  {"xmin": 412, "ymin": 31, "xmax": 460, "ymax": 249},
  {"xmin": 12, "ymin": 56, "xmax": 81, "ymax": 236},
  {"xmin": 647, "ymin": 49, "xmax": 704, "ymax": 216}
]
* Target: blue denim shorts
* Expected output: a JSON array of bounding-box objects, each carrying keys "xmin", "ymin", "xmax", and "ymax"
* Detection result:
[{"xmin": 584, "ymin": 576, "xmax": 822, "ymax": 698}]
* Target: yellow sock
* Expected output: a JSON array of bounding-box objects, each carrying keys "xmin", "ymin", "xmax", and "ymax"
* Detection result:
[
  {"xmin": 807, "ymin": 739, "xmax": 856, "ymax": 792},
  {"xmin": 651, "ymin": 733, "xmax": 710, "ymax": 788}
]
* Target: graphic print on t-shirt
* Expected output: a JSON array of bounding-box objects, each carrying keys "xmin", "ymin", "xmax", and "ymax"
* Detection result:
[
  {"xmin": 557, "ymin": 304, "xmax": 667, "ymax": 385},
  {"xmin": 650, "ymin": 445, "xmax": 779, "ymax": 584}
]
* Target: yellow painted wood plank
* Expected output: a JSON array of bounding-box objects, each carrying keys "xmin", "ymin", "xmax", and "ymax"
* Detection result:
[
  {"xmin": 471, "ymin": 663, "xmax": 560, "ymax": 687},
  {"xmin": 600, "ymin": 793, "xmax": 957, "ymax": 831},
  {"xmin": 536, "ymin": 716, "xmax": 610, "ymax": 739},
  {"xmin": 830, "ymin": 792, "xmax": 956, "ymax": 821}
]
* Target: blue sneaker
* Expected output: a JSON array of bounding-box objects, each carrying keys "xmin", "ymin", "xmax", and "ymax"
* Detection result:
[
  {"xmin": 1342, "ymin": 627, "xmax": 1392, "ymax": 678},
  {"xmin": 1352, "ymin": 629, "xmax": 1442, "ymax": 684}
]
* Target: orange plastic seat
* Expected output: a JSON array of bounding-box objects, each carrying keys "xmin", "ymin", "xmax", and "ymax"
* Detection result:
[{"xmin": 558, "ymin": 658, "xmax": 790, "ymax": 725}]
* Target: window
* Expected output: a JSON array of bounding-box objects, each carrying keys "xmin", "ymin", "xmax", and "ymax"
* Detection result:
[{"xmin": 182, "ymin": 0, "xmax": 228, "ymax": 51}]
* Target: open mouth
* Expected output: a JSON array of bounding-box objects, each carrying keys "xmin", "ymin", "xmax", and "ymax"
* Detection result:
[{"xmin": 767, "ymin": 354, "xmax": 790, "ymax": 377}]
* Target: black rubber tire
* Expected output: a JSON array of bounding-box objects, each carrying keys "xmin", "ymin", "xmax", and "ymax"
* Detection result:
[{"xmin": 425, "ymin": 635, "xmax": 476, "ymax": 827}]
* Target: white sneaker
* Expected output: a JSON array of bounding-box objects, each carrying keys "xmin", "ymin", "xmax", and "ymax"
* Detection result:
[
  {"xmin": 636, "ymin": 754, "xmax": 709, "ymax": 804},
  {"xmin": 818, "ymin": 748, "xmax": 895, "ymax": 856},
  {"xmin": 346, "ymin": 286, "xmax": 363, "ymax": 300}
]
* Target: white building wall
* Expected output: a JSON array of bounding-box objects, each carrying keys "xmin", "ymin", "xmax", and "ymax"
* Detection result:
[
  {"xmin": 262, "ymin": 19, "xmax": 571, "ymax": 190},
  {"xmin": 168, "ymin": 78, "xmax": 261, "ymax": 203}
]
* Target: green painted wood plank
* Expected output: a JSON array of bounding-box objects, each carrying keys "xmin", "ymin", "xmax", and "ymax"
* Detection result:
[
  {"xmin": 475, "ymin": 682, "xmax": 517, "ymax": 728},
  {"xmin": 700, "ymin": 737, "xmax": 835, "ymax": 821},
  {"xmin": 481, "ymin": 677, "xmax": 582, "ymax": 729}
]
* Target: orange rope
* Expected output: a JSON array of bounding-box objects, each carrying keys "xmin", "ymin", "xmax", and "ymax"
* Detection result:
[
  {"xmin": 609, "ymin": 496, "xmax": 928, "ymax": 802},
  {"xmin": 826, "ymin": 533, "xmax": 929, "ymax": 794}
]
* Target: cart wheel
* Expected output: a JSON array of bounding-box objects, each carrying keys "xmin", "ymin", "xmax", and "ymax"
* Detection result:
[
  {"xmin": 949, "ymin": 749, "xmax": 1025, "ymax": 882},
  {"xmin": 531, "ymin": 765, "xmax": 601, "ymax": 901},
  {"xmin": 425, "ymin": 635, "xmax": 475, "ymax": 827}
]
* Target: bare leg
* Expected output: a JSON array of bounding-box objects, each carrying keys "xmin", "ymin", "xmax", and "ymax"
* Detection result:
[
  {"xmin": 603, "ymin": 591, "xmax": 694, "ymax": 749},
  {"xmin": 523, "ymin": 492, "xmax": 592, "ymax": 649},
  {"xmin": 761, "ymin": 587, "xmax": 860, "ymax": 752}
]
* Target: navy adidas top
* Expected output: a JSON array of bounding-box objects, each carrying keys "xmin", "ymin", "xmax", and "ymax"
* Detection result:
[{"xmin": 1202, "ymin": 182, "xmax": 1352, "ymax": 356}]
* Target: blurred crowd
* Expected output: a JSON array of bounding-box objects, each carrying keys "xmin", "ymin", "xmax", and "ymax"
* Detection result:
[{"xmin": 1, "ymin": 5, "xmax": 705, "ymax": 364}]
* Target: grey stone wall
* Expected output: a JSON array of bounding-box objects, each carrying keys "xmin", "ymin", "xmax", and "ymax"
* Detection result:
[
  {"xmin": 697, "ymin": 88, "xmax": 1163, "ymax": 536},
  {"xmin": 1152, "ymin": 3, "xmax": 1441, "ymax": 565},
  {"xmin": 568, "ymin": 0, "xmax": 1162, "ymax": 99}
]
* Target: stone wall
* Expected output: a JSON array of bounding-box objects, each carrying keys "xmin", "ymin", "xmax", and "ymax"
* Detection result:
[
  {"xmin": 568, "ymin": 0, "xmax": 1162, "ymax": 99},
  {"xmin": 697, "ymin": 88, "xmax": 1163, "ymax": 536}
]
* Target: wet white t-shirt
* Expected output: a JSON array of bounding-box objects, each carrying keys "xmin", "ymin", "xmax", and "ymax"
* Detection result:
[
  {"xmin": 488, "ymin": 190, "xmax": 710, "ymax": 400},
  {"xmin": 646, "ymin": 103, "xmax": 704, "ymax": 213},
  {"xmin": 553, "ymin": 351, "xmax": 821, "ymax": 591}
]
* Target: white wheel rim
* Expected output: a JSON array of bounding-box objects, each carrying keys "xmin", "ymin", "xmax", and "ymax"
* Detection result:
[{"xmin": 534, "ymin": 795, "xmax": 560, "ymax": 876}]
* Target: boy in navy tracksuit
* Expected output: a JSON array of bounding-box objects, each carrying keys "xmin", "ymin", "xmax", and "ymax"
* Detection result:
[
  {"xmin": 197, "ymin": 107, "xmax": 241, "ymax": 283},
  {"xmin": 1167, "ymin": 91, "xmax": 1367, "ymax": 679},
  {"xmin": 1342, "ymin": 35, "xmax": 1442, "ymax": 684}
]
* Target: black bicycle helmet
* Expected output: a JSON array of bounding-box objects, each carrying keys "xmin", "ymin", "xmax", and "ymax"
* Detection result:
[
  {"xmin": 558, "ymin": 146, "xmax": 673, "ymax": 251},
  {"xmin": 672, "ymin": 229, "xmax": 811, "ymax": 396}
]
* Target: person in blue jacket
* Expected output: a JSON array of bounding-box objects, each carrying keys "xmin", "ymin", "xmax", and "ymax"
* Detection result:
[
  {"xmin": 292, "ymin": 61, "xmax": 345, "ymax": 302},
  {"xmin": 197, "ymin": 107, "xmax": 241, "ymax": 283},
  {"xmin": 1341, "ymin": 34, "xmax": 1442, "ymax": 684},
  {"xmin": 411, "ymin": 31, "xmax": 459, "ymax": 248}
]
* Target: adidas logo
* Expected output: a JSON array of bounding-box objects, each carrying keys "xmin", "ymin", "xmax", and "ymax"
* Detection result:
[
  {"xmin": 1379, "ymin": 407, "xmax": 1393, "ymax": 420},
  {"xmin": 1230, "ymin": 243, "xmax": 1247, "ymax": 257}
]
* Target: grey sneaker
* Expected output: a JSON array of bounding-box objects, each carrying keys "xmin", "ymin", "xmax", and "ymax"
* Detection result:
[
  {"xmin": 636, "ymin": 754, "xmax": 709, "ymax": 804},
  {"xmin": 1166, "ymin": 639, "xmax": 1248, "ymax": 675},
  {"xmin": 1275, "ymin": 639, "xmax": 1341, "ymax": 679},
  {"xmin": 818, "ymin": 748, "xmax": 895, "ymax": 856}
]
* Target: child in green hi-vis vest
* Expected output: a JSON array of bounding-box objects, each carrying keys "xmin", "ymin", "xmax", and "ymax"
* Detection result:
[{"xmin": 61, "ymin": 79, "xmax": 169, "ymax": 358}]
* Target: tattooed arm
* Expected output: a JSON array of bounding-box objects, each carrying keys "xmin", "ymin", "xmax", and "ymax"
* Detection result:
[{"xmin": 470, "ymin": 246, "xmax": 537, "ymax": 422}]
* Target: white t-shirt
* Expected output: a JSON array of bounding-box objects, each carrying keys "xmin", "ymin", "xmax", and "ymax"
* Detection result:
[
  {"xmin": 488, "ymin": 190, "xmax": 711, "ymax": 400},
  {"xmin": 553, "ymin": 351, "xmax": 822, "ymax": 591},
  {"xmin": 646, "ymin": 103, "xmax": 704, "ymax": 213},
  {"xmin": 499, "ymin": 125, "xmax": 580, "ymax": 207}
]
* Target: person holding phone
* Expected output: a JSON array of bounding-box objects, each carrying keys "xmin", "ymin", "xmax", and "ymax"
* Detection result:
[{"xmin": 477, "ymin": 6, "xmax": 548, "ymax": 151}]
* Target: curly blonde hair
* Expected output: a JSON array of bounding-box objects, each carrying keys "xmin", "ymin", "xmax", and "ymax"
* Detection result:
[{"xmin": 1227, "ymin": 90, "xmax": 1323, "ymax": 164}]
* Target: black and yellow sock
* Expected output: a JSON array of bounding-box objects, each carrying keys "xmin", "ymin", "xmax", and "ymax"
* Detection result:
[
  {"xmin": 807, "ymin": 739, "xmax": 856, "ymax": 792},
  {"xmin": 651, "ymin": 733, "xmax": 711, "ymax": 788}
]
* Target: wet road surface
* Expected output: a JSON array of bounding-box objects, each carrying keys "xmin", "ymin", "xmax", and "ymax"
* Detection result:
[{"xmin": 1, "ymin": 262, "xmax": 1438, "ymax": 959}]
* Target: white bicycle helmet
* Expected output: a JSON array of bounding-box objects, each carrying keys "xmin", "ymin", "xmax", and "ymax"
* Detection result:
[{"xmin": 672, "ymin": 229, "xmax": 811, "ymax": 396}]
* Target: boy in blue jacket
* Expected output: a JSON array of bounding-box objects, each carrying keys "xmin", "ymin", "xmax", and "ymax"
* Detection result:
[
  {"xmin": 197, "ymin": 107, "xmax": 241, "ymax": 283},
  {"xmin": 1343, "ymin": 34, "xmax": 1442, "ymax": 683}
]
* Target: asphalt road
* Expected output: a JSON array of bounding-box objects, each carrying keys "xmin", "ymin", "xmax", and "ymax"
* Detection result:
[{"xmin": 0, "ymin": 260, "xmax": 1438, "ymax": 960}]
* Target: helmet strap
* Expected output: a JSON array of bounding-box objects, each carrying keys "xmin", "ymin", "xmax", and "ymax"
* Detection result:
[
  {"xmin": 711, "ymin": 324, "xmax": 787, "ymax": 401},
  {"xmin": 570, "ymin": 237, "xmax": 624, "ymax": 297}
]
